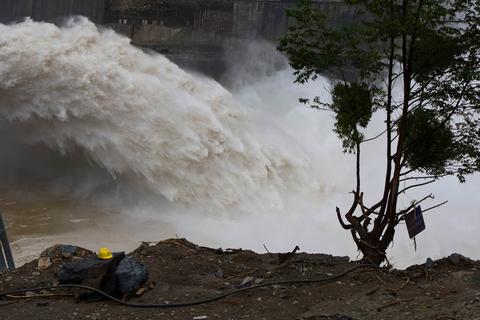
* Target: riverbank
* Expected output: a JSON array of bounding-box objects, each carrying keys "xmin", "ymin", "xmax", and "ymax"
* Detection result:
[{"xmin": 1, "ymin": 238, "xmax": 479, "ymax": 319}]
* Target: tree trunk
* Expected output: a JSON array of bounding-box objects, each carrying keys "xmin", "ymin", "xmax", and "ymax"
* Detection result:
[
  {"xmin": 356, "ymin": 222, "xmax": 396, "ymax": 266},
  {"xmin": 361, "ymin": 245, "xmax": 385, "ymax": 266}
]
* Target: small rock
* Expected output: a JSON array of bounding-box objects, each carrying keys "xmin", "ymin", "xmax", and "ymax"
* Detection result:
[
  {"xmin": 61, "ymin": 252, "xmax": 72, "ymax": 259},
  {"xmin": 448, "ymin": 253, "xmax": 463, "ymax": 265},
  {"xmin": 254, "ymin": 278, "xmax": 265, "ymax": 284},
  {"xmin": 36, "ymin": 302, "xmax": 49, "ymax": 307},
  {"xmin": 37, "ymin": 256, "xmax": 52, "ymax": 270},
  {"xmin": 193, "ymin": 316, "xmax": 208, "ymax": 320},
  {"xmin": 215, "ymin": 267, "xmax": 224, "ymax": 279},
  {"xmin": 425, "ymin": 257, "xmax": 435, "ymax": 268},
  {"xmin": 62, "ymin": 245, "xmax": 77, "ymax": 255},
  {"xmin": 138, "ymin": 242, "xmax": 149, "ymax": 250},
  {"xmin": 32, "ymin": 272, "xmax": 41, "ymax": 276},
  {"xmin": 25, "ymin": 291, "xmax": 37, "ymax": 296},
  {"xmin": 327, "ymin": 273, "xmax": 333, "ymax": 277},
  {"xmin": 239, "ymin": 276, "xmax": 254, "ymax": 288}
]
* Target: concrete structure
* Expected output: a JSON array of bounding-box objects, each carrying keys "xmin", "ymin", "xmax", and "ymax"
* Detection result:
[
  {"xmin": 103, "ymin": 1, "xmax": 361, "ymax": 78},
  {"xmin": 104, "ymin": 1, "xmax": 359, "ymax": 46}
]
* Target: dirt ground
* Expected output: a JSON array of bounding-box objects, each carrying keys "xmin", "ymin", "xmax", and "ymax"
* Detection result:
[{"xmin": 1, "ymin": 238, "xmax": 479, "ymax": 320}]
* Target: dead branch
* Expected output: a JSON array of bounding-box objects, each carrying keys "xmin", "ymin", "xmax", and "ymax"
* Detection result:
[
  {"xmin": 422, "ymin": 200, "xmax": 448, "ymax": 213},
  {"xmin": 263, "ymin": 244, "xmax": 273, "ymax": 256},
  {"xmin": 221, "ymin": 269, "xmax": 257, "ymax": 282},
  {"xmin": 160, "ymin": 238, "xmax": 199, "ymax": 253},
  {"xmin": 416, "ymin": 267, "xmax": 433, "ymax": 282},
  {"xmin": 376, "ymin": 275, "xmax": 410, "ymax": 291}
]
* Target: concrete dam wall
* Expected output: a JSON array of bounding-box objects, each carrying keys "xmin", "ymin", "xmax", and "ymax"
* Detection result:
[
  {"xmin": 104, "ymin": 1, "xmax": 359, "ymax": 48},
  {"xmin": 105, "ymin": 0, "xmax": 361, "ymax": 79}
]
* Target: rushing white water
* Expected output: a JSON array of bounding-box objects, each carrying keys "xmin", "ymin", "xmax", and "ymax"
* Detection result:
[
  {"xmin": 0, "ymin": 18, "xmax": 479, "ymax": 268},
  {"xmin": 0, "ymin": 17, "xmax": 323, "ymax": 211}
]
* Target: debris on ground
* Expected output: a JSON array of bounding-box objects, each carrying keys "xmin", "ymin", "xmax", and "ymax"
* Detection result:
[{"xmin": 1, "ymin": 238, "xmax": 479, "ymax": 319}]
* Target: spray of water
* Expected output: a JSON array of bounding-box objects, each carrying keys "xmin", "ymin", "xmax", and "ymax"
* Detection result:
[
  {"xmin": 0, "ymin": 18, "xmax": 479, "ymax": 268},
  {"xmin": 0, "ymin": 17, "xmax": 323, "ymax": 210}
]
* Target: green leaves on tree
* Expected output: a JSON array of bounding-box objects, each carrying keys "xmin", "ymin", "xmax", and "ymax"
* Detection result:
[
  {"xmin": 402, "ymin": 108, "xmax": 456, "ymax": 176},
  {"xmin": 331, "ymin": 82, "xmax": 375, "ymax": 153}
]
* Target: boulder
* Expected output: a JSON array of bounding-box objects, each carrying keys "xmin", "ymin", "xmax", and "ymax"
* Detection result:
[{"xmin": 115, "ymin": 258, "xmax": 149, "ymax": 294}]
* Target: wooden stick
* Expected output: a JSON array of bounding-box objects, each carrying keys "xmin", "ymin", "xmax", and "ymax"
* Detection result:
[
  {"xmin": 222, "ymin": 269, "xmax": 257, "ymax": 282},
  {"xmin": 376, "ymin": 275, "xmax": 409, "ymax": 291},
  {"xmin": 263, "ymin": 244, "xmax": 272, "ymax": 255}
]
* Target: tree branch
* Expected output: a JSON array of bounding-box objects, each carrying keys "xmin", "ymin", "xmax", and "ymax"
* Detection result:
[
  {"xmin": 397, "ymin": 193, "xmax": 434, "ymax": 222},
  {"xmin": 422, "ymin": 200, "xmax": 448, "ymax": 213},
  {"xmin": 336, "ymin": 206, "xmax": 354, "ymax": 230},
  {"xmin": 398, "ymin": 179, "xmax": 435, "ymax": 194}
]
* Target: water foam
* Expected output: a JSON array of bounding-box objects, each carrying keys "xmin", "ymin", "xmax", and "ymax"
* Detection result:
[{"xmin": 0, "ymin": 17, "xmax": 323, "ymax": 215}]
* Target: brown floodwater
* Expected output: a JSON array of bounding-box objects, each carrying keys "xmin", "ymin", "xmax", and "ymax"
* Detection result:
[{"xmin": 0, "ymin": 182, "xmax": 174, "ymax": 267}]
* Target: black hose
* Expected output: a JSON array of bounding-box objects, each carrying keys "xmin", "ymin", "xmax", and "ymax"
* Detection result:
[{"xmin": 0, "ymin": 264, "xmax": 380, "ymax": 308}]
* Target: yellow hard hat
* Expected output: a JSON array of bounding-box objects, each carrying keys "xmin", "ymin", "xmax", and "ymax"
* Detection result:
[{"xmin": 98, "ymin": 248, "xmax": 113, "ymax": 259}]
